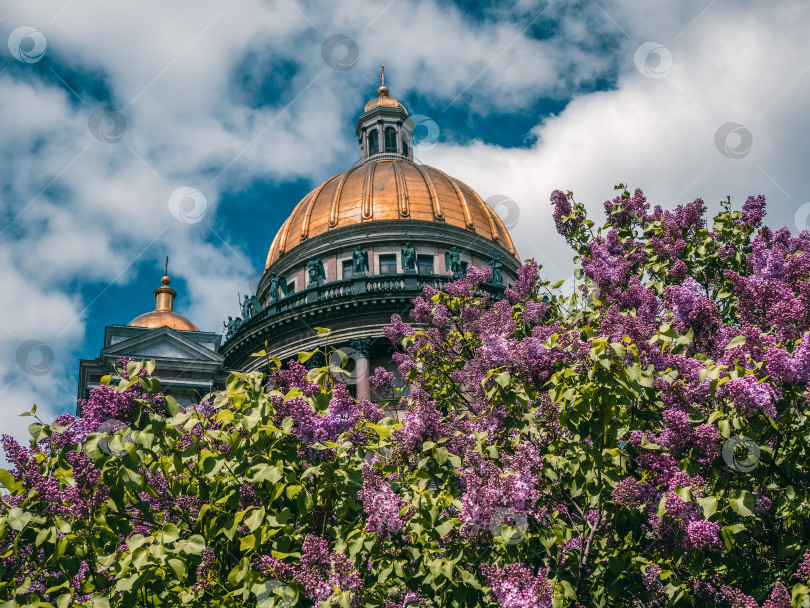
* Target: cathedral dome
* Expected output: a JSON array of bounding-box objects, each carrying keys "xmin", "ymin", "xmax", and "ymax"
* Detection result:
[
  {"xmin": 127, "ymin": 275, "xmax": 199, "ymax": 331},
  {"xmin": 265, "ymin": 158, "xmax": 517, "ymax": 268}
]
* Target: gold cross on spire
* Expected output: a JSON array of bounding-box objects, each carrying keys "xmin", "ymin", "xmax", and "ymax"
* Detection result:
[
  {"xmin": 380, "ymin": 65, "xmax": 385, "ymax": 87},
  {"xmin": 164, "ymin": 256, "xmax": 169, "ymax": 277}
]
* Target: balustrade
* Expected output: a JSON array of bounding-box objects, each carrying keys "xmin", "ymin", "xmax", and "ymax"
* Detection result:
[{"xmin": 224, "ymin": 273, "xmax": 497, "ymax": 343}]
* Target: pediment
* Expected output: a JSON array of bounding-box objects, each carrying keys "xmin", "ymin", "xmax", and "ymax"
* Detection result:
[{"xmin": 102, "ymin": 326, "xmax": 223, "ymax": 364}]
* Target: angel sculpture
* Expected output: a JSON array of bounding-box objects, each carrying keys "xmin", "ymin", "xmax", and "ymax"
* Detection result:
[
  {"xmin": 489, "ymin": 250, "xmax": 504, "ymax": 285},
  {"xmin": 444, "ymin": 247, "xmax": 463, "ymax": 278},
  {"xmin": 352, "ymin": 245, "xmax": 369, "ymax": 275},
  {"xmin": 268, "ymin": 272, "xmax": 288, "ymax": 302},
  {"xmin": 240, "ymin": 294, "xmax": 263, "ymax": 319},
  {"xmin": 307, "ymin": 257, "xmax": 326, "ymax": 285}
]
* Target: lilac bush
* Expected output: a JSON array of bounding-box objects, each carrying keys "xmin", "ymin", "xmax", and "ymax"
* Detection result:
[{"xmin": 2, "ymin": 188, "xmax": 810, "ymax": 607}]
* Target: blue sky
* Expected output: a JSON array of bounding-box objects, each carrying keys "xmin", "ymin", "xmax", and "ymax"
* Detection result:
[{"xmin": 2, "ymin": 0, "xmax": 810, "ymax": 455}]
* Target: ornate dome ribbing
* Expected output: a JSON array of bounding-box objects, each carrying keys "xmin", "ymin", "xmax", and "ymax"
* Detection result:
[{"xmin": 265, "ymin": 159, "xmax": 517, "ymax": 268}]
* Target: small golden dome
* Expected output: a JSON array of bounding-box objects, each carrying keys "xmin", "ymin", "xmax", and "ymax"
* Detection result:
[
  {"xmin": 127, "ymin": 274, "xmax": 199, "ymax": 331},
  {"xmin": 363, "ymin": 92, "xmax": 407, "ymax": 114},
  {"xmin": 265, "ymin": 158, "xmax": 517, "ymax": 268}
]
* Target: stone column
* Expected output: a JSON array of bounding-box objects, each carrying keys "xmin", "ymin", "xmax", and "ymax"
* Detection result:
[{"xmin": 349, "ymin": 337, "xmax": 373, "ymax": 401}]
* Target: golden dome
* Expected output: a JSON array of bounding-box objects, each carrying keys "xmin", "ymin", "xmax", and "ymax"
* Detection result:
[
  {"xmin": 128, "ymin": 275, "xmax": 199, "ymax": 331},
  {"xmin": 265, "ymin": 158, "xmax": 517, "ymax": 268},
  {"xmin": 363, "ymin": 85, "xmax": 408, "ymax": 114}
]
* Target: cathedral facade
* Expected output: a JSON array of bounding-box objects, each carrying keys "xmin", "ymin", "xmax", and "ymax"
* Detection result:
[{"xmin": 78, "ymin": 76, "xmax": 521, "ymax": 406}]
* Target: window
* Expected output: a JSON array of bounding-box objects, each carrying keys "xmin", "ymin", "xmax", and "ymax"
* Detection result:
[
  {"xmin": 379, "ymin": 254, "xmax": 397, "ymax": 274},
  {"xmin": 417, "ymin": 254, "xmax": 434, "ymax": 274},
  {"xmin": 367, "ymin": 129, "xmax": 379, "ymax": 155},
  {"xmin": 402, "ymin": 141, "xmax": 409, "ymax": 157},
  {"xmin": 342, "ymin": 259, "xmax": 353, "ymax": 279},
  {"xmin": 384, "ymin": 127, "xmax": 397, "ymax": 153},
  {"xmin": 286, "ymin": 280, "xmax": 295, "ymax": 294}
]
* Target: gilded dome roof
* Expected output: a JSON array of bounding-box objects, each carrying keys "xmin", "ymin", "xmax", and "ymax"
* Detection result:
[
  {"xmin": 363, "ymin": 85, "xmax": 408, "ymax": 114},
  {"xmin": 127, "ymin": 275, "xmax": 199, "ymax": 331},
  {"xmin": 128, "ymin": 310, "xmax": 199, "ymax": 331},
  {"xmin": 265, "ymin": 158, "xmax": 517, "ymax": 268}
]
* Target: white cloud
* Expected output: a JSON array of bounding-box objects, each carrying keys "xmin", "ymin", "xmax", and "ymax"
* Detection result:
[{"xmin": 425, "ymin": 0, "xmax": 810, "ymax": 281}]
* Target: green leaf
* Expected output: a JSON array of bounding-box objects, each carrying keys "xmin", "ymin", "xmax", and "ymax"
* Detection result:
[
  {"xmin": 7, "ymin": 508, "xmax": 31, "ymax": 531},
  {"xmin": 0, "ymin": 469, "xmax": 18, "ymax": 492},
  {"xmin": 183, "ymin": 535, "xmax": 206, "ymax": 554},
  {"xmin": 249, "ymin": 463, "xmax": 284, "ymax": 484},
  {"xmin": 725, "ymin": 335, "xmax": 746, "ymax": 349},
  {"xmin": 728, "ymin": 490, "xmax": 755, "ymax": 517},
  {"xmin": 138, "ymin": 376, "xmax": 161, "ymax": 394},
  {"xmin": 86, "ymin": 594, "xmax": 111, "ymax": 608},
  {"xmin": 126, "ymin": 361, "xmax": 144, "ymax": 380},
  {"xmin": 122, "ymin": 467, "xmax": 144, "ymax": 489},
  {"xmin": 435, "ymin": 520, "xmax": 454, "ymax": 537},
  {"xmin": 433, "ymin": 447, "xmax": 449, "ymax": 465},
  {"xmin": 216, "ymin": 409, "xmax": 234, "ymax": 424},
  {"xmin": 240, "ymin": 534, "xmax": 256, "ymax": 551},
  {"xmin": 720, "ymin": 523, "xmax": 746, "ymax": 551},
  {"xmin": 164, "ymin": 395, "xmax": 180, "ymax": 416},
  {"xmin": 167, "ymin": 558, "xmax": 186, "ymax": 579},
  {"xmin": 244, "ymin": 507, "xmax": 265, "ymax": 531},
  {"xmin": 707, "ymin": 411, "xmax": 724, "ymax": 424},
  {"xmin": 778, "ymin": 535, "xmax": 801, "ymax": 558},
  {"xmin": 697, "ymin": 496, "xmax": 718, "ymax": 519}
]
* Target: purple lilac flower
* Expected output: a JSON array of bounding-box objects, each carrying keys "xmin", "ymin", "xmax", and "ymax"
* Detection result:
[
  {"xmin": 719, "ymin": 375, "xmax": 778, "ymax": 418},
  {"xmin": 642, "ymin": 564, "xmax": 665, "ymax": 599},
  {"xmin": 739, "ymin": 194, "xmax": 767, "ymax": 228},
  {"xmin": 357, "ymin": 466, "xmax": 406, "ymax": 539},
  {"xmin": 295, "ymin": 535, "xmax": 363, "ymax": 607},
  {"xmin": 480, "ymin": 563, "xmax": 552, "ymax": 608},
  {"xmin": 612, "ymin": 477, "xmax": 644, "ymax": 508}
]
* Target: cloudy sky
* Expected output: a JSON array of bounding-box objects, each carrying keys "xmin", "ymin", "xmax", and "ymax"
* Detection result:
[{"xmin": 1, "ymin": 0, "xmax": 809, "ymax": 456}]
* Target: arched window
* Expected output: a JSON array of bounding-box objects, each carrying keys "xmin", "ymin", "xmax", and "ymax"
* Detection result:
[
  {"xmin": 367, "ymin": 129, "xmax": 379, "ymax": 155},
  {"xmin": 384, "ymin": 127, "xmax": 397, "ymax": 153}
]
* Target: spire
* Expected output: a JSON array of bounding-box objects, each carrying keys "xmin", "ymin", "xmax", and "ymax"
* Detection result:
[{"xmin": 378, "ymin": 64, "xmax": 388, "ymax": 97}]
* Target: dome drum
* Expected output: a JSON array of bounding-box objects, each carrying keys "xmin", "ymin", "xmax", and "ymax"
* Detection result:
[{"xmin": 256, "ymin": 220, "xmax": 519, "ymax": 308}]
